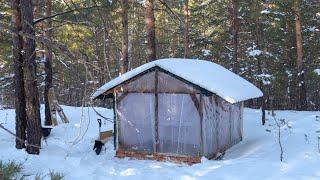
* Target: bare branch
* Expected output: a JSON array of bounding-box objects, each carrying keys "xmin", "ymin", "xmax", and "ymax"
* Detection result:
[
  {"xmin": 33, "ymin": 5, "xmax": 102, "ymax": 25},
  {"xmin": 157, "ymin": 0, "xmax": 183, "ymax": 23},
  {"xmin": 0, "ymin": 123, "xmax": 41, "ymax": 149}
]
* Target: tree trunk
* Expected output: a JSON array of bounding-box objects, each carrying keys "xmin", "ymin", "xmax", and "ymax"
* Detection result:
[
  {"xmin": 144, "ymin": 0, "xmax": 156, "ymax": 62},
  {"xmin": 120, "ymin": 0, "xmax": 129, "ymax": 75},
  {"xmin": 21, "ymin": 0, "xmax": 42, "ymax": 154},
  {"xmin": 12, "ymin": 0, "xmax": 27, "ymax": 149},
  {"xmin": 255, "ymin": 19, "xmax": 266, "ymax": 125},
  {"xmin": 183, "ymin": 0, "xmax": 189, "ymax": 58},
  {"xmin": 231, "ymin": 0, "xmax": 239, "ymax": 73},
  {"xmin": 284, "ymin": 21, "xmax": 295, "ymax": 109},
  {"xmin": 44, "ymin": 0, "xmax": 53, "ymax": 126},
  {"xmin": 294, "ymin": 0, "xmax": 307, "ymax": 110}
]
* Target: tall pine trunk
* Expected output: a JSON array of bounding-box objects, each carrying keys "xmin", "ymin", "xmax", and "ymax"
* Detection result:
[
  {"xmin": 120, "ymin": 0, "xmax": 129, "ymax": 74},
  {"xmin": 231, "ymin": 0, "xmax": 239, "ymax": 73},
  {"xmin": 145, "ymin": 0, "xmax": 156, "ymax": 62},
  {"xmin": 21, "ymin": 0, "xmax": 42, "ymax": 154},
  {"xmin": 12, "ymin": 0, "xmax": 27, "ymax": 149},
  {"xmin": 44, "ymin": 0, "xmax": 53, "ymax": 126},
  {"xmin": 255, "ymin": 19, "xmax": 266, "ymax": 125},
  {"xmin": 294, "ymin": 0, "xmax": 307, "ymax": 110},
  {"xmin": 183, "ymin": 0, "xmax": 189, "ymax": 58}
]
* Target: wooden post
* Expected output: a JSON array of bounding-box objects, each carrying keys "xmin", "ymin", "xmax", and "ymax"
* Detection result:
[
  {"xmin": 48, "ymin": 88, "xmax": 69, "ymax": 125},
  {"xmin": 240, "ymin": 102, "xmax": 244, "ymax": 140},
  {"xmin": 48, "ymin": 88, "xmax": 57, "ymax": 126},
  {"xmin": 113, "ymin": 92, "xmax": 117, "ymax": 150},
  {"xmin": 229, "ymin": 105, "xmax": 233, "ymax": 146},
  {"xmin": 154, "ymin": 69, "xmax": 159, "ymax": 152},
  {"xmin": 199, "ymin": 95, "xmax": 204, "ymax": 156}
]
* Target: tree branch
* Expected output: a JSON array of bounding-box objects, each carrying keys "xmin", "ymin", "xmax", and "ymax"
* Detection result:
[
  {"xmin": 157, "ymin": 0, "xmax": 183, "ymax": 23},
  {"xmin": 0, "ymin": 123, "xmax": 41, "ymax": 149},
  {"xmin": 33, "ymin": 5, "xmax": 102, "ymax": 25}
]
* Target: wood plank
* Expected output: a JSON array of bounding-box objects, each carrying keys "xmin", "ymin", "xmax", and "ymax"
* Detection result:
[{"xmin": 116, "ymin": 149, "xmax": 201, "ymax": 165}]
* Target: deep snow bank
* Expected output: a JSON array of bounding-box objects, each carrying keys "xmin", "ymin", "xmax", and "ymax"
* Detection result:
[{"xmin": 0, "ymin": 106, "xmax": 319, "ymax": 179}]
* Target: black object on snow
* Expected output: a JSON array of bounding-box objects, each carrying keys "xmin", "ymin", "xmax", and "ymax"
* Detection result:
[
  {"xmin": 42, "ymin": 127, "xmax": 52, "ymax": 137},
  {"xmin": 93, "ymin": 140, "xmax": 104, "ymax": 155}
]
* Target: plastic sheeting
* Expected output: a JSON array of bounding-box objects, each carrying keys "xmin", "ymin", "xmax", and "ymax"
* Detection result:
[
  {"xmin": 202, "ymin": 96, "xmax": 218, "ymax": 156},
  {"xmin": 158, "ymin": 94, "xmax": 201, "ymax": 156},
  {"xmin": 216, "ymin": 99, "xmax": 232, "ymax": 151},
  {"xmin": 158, "ymin": 72, "xmax": 200, "ymax": 93},
  {"xmin": 202, "ymin": 95, "xmax": 242, "ymax": 157},
  {"xmin": 117, "ymin": 93, "xmax": 155, "ymax": 153},
  {"xmin": 122, "ymin": 71, "xmax": 155, "ymax": 92},
  {"xmin": 230, "ymin": 103, "xmax": 242, "ymax": 145}
]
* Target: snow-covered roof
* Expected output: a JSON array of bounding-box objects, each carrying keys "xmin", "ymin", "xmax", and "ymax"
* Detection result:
[{"xmin": 92, "ymin": 58, "xmax": 263, "ymax": 103}]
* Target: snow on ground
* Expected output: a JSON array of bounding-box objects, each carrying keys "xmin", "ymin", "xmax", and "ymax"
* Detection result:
[{"xmin": 1, "ymin": 105, "xmax": 320, "ymax": 179}]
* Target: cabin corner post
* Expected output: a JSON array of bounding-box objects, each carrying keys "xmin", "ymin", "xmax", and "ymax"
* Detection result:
[
  {"xmin": 240, "ymin": 102, "xmax": 244, "ymax": 141},
  {"xmin": 113, "ymin": 91, "xmax": 118, "ymax": 150},
  {"xmin": 154, "ymin": 69, "xmax": 159, "ymax": 153},
  {"xmin": 199, "ymin": 94, "xmax": 204, "ymax": 157},
  {"xmin": 229, "ymin": 104, "xmax": 233, "ymax": 146}
]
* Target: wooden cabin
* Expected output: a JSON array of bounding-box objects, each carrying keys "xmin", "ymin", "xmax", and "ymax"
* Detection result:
[{"xmin": 92, "ymin": 58, "xmax": 263, "ymax": 164}]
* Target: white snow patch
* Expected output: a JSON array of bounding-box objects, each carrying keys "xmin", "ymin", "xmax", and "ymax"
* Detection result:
[
  {"xmin": 304, "ymin": 27, "xmax": 319, "ymax": 32},
  {"xmin": 261, "ymin": 9, "xmax": 270, "ymax": 14},
  {"xmin": 314, "ymin": 69, "xmax": 320, "ymax": 75},
  {"xmin": 257, "ymin": 73, "xmax": 273, "ymax": 85},
  {"xmin": 201, "ymin": 0, "xmax": 213, "ymax": 6},
  {"xmin": 201, "ymin": 49, "xmax": 211, "ymax": 56},
  {"xmin": 248, "ymin": 49, "xmax": 263, "ymax": 57}
]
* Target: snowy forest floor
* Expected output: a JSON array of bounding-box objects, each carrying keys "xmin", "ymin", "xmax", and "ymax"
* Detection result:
[{"xmin": 0, "ymin": 105, "xmax": 320, "ymax": 179}]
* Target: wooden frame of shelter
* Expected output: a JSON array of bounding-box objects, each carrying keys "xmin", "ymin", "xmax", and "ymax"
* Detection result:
[{"xmin": 95, "ymin": 66, "xmax": 245, "ymax": 164}]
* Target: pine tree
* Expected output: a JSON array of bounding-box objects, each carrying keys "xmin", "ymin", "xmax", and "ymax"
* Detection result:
[
  {"xmin": 120, "ymin": 0, "xmax": 129, "ymax": 74},
  {"xmin": 12, "ymin": 0, "xmax": 27, "ymax": 149},
  {"xmin": 44, "ymin": 0, "xmax": 53, "ymax": 126},
  {"xmin": 145, "ymin": 0, "xmax": 156, "ymax": 62},
  {"xmin": 21, "ymin": 0, "xmax": 42, "ymax": 154}
]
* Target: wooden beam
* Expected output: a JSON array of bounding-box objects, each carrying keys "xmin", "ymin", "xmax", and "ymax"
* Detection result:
[
  {"xmin": 190, "ymin": 93, "xmax": 203, "ymax": 156},
  {"xmin": 240, "ymin": 102, "xmax": 244, "ymax": 141},
  {"xmin": 190, "ymin": 94, "xmax": 201, "ymax": 116},
  {"xmin": 113, "ymin": 92, "xmax": 117, "ymax": 150},
  {"xmin": 154, "ymin": 69, "xmax": 159, "ymax": 152},
  {"xmin": 199, "ymin": 95, "xmax": 204, "ymax": 156}
]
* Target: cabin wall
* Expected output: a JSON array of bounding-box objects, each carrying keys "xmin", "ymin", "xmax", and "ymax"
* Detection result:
[
  {"xmin": 116, "ymin": 92, "xmax": 202, "ymax": 156},
  {"xmin": 114, "ymin": 68, "xmax": 243, "ymax": 160},
  {"xmin": 116, "ymin": 92, "xmax": 156, "ymax": 153},
  {"xmin": 157, "ymin": 93, "xmax": 201, "ymax": 156},
  {"xmin": 201, "ymin": 95, "xmax": 242, "ymax": 158},
  {"xmin": 115, "ymin": 69, "xmax": 202, "ymax": 157}
]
